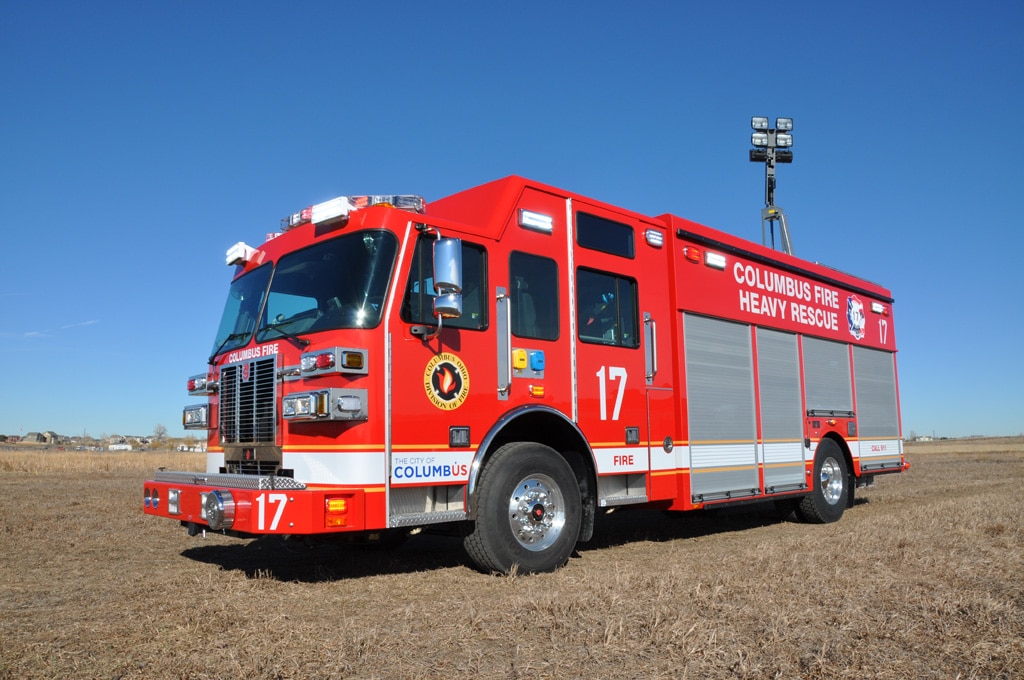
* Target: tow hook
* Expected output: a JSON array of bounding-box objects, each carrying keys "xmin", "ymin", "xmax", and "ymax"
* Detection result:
[{"xmin": 186, "ymin": 522, "xmax": 206, "ymax": 538}]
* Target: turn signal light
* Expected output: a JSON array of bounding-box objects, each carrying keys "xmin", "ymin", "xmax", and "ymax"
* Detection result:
[{"xmin": 325, "ymin": 496, "xmax": 350, "ymax": 528}]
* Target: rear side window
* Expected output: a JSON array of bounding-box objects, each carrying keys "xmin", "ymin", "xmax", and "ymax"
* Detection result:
[{"xmin": 577, "ymin": 268, "xmax": 639, "ymax": 348}]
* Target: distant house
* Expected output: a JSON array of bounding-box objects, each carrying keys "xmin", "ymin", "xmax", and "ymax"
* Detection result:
[{"xmin": 23, "ymin": 432, "xmax": 45, "ymax": 443}]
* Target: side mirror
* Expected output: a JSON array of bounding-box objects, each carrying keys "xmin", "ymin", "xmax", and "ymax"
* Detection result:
[{"xmin": 432, "ymin": 238, "xmax": 463, "ymax": 319}]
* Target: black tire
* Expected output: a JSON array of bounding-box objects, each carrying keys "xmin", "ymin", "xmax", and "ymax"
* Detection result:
[
  {"xmin": 464, "ymin": 442, "xmax": 582, "ymax": 574},
  {"xmin": 797, "ymin": 438, "xmax": 849, "ymax": 524}
]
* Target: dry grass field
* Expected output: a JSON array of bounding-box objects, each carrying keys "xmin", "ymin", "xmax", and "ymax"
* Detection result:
[{"xmin": 1, "ymin": 438, "xmax": 1022, "ymax": 679}]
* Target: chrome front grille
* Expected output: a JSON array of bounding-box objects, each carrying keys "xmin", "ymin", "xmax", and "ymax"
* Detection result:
[{"xmin": 219, "ymin": 357, "xmax": 277, "ymax": 444}]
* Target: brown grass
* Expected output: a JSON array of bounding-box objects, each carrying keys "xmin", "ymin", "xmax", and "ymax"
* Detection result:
[
  {"xmin": 0, "ymin": 449, "xmax": 203, "ymax": 474},
  {"xmin": 1, "ymin": 439, "xmax": 1022, "ymax": 679}
]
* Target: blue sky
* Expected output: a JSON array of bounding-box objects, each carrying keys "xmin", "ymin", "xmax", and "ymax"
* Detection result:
[{"xmin": 2, "ymin": 1, "xmax": 1021, "ymax": 439}]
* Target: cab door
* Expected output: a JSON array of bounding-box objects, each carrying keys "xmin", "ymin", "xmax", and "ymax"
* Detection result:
[{"xmin": 570, "ymin": 203, "xmax": 675, "ymax": 503}]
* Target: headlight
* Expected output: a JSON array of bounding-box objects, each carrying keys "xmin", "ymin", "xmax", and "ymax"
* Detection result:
[
  {"xmin": 283, "ymin": 389, "xmax": 368, "ymax": 422},
  {"xmin": 183, "ymin": 404, "xmax": 209, "ymax": 429}
]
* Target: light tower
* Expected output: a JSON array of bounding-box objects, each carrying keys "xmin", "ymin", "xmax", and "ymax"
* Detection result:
[{"xmin": 749, "ymin": 116, "xmax": 794, "ymax": 255}]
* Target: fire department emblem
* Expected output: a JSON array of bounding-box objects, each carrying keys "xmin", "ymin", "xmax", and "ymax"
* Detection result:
[
  {"xmin": 241, "ymin": 361, "xmax": 251, "ymax": 382},
  {"xmin": 424, "ymin": 353, "xmax": 470, "ymax": 411},
  {"xmin": 847, "ymin": 295, "xmax": 865, "ymax": 340}
]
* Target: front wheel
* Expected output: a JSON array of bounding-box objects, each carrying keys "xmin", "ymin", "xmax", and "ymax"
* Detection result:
[
  {"xmin": 798, "ymin": 439, "xmax": 849, "ymax": 523},
  {"xmin": 464, "ymin": 442, "xmax": 582, "ymax": 574}
]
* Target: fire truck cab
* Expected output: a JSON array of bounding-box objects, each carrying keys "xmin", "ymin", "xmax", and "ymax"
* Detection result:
[{"xmin": 144, "ymin": 176, "xmax": 905, "ymax": 574}]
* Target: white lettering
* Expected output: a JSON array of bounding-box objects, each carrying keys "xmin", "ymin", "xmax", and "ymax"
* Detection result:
[
  {"xmin": 738, "ymin": 289, "xmax": 789, "ymax": 320},
  {"xmin": 733, "ymin": 262, "xmax": 847, "ymax": 332},
  {"xmin": 225, "ymin": 343, "xmax": 280, "ymax": 364},
  {"xmin": 256, "ymin": 492, "xmax": 288, "ymax": 531},
  {"xmin": 814, "ymin": 285, "xmax": 839, "ymax": 309},
  {"xmin": 790, "ymin": 303, "xmax": 838, "ymax": 331},
  {"xmin": 596, "ymin": 366, "xmax": 628, "ymax": 421},
  {"xmin": 734, "ymin": 263, "xmax": 812, "ymax": 301}
]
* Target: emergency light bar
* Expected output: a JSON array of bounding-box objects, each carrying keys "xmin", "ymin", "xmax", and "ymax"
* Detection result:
[{"xmin": 281, "ymin": 195, "xmax": 425, "ymax": 231}]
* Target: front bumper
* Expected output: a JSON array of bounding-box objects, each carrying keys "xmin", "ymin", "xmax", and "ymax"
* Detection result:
[{"xmin": 143, "ymin": 471, "xmax": 367, "ymax": 535}]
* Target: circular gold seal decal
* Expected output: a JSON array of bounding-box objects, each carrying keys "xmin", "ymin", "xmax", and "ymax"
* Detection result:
[{"xmin": 424, "ymin": 353, "xmax": 470, "ymax": 410}]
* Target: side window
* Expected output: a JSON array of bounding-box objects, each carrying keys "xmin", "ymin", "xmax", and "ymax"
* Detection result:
[
  {"xmin": 577, "ymin": 268, "xmax": 639, "ymax": 348},
  {"xmin": 510, "ymin": 251, "xmax": 558, "ymax": 340},
  {"xmin": 576, "ymin": 212, "xmax": 635, "ymax": 259},
  {"xmin": 401, "ymin": 235, "xmax": 487, "ymax": 330}
]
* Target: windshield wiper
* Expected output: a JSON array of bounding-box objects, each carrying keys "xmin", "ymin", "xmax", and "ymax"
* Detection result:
[
  {"xmin": 259, "ymin": 322, "xmax": 311, "ymax": 349},
  {"xmin": 208, "ymin": 332, "xmax": 250, "ymax": 365}
]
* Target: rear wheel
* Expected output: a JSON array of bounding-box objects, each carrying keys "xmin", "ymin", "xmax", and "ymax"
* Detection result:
[
  {"xmin": 464, "ymin": 442, "xmax": 582, "ymax": 574},
  {"xmin": 798, "ymin": 439, "xmax": 849, "ymax": 523}
]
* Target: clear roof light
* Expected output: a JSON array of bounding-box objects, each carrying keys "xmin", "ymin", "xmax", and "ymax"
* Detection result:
[
  {"xmin": 705, "ymin": 252, "xmax": 727, "ymax": 270},
  {"xmin": 751, "ymin": 116, "xmax": 769, "ymax": 131},
  {"xmin": 776, "ymin": 117, "xmax": 793, "ymax": 131},
  {"xmin": 226, "ymin": 241, "xmax": 256, "ymax": 266},
  {"xmin": 519, "ymin": 209, "xmax": 554, "ymax": 233},
  {"xmin": 644, "ymin": 228, "xmax": 664, "ymax": 248}
]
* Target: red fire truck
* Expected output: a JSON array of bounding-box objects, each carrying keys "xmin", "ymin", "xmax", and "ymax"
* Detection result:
[{"xmin": 144, "ymin": 175, "xmax": 905, "ymax": 574}]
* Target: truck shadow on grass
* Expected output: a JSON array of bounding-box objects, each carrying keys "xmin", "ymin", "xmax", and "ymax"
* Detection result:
[
  {"xmin": 181, "ymin": 498, "xmax": 870, "ymax": 582},
  {"xmin": 588, "ymin": 498, "xmax": 866, "ymax": 548},
  {"xmin": 181, "ymin": 532, "xmax": 469, "ymax": 582}
]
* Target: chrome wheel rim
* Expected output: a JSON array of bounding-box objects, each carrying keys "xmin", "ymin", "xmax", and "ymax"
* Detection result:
[
  {"xmin": 507, "ymin": 473, "xmax": 566, "ymax": 552},
  {"xmin": 820, "ymin": 457, "xmax": 844, "ymax": 505}
]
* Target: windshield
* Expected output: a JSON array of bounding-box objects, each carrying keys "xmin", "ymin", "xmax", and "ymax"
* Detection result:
[
  {"xmin": 254, "ymin": 230, "xmax": 398, "ymax": 342},
  {"xmin": 210, "ymin": 263, "xmax": 273, "ymax": 359}
]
